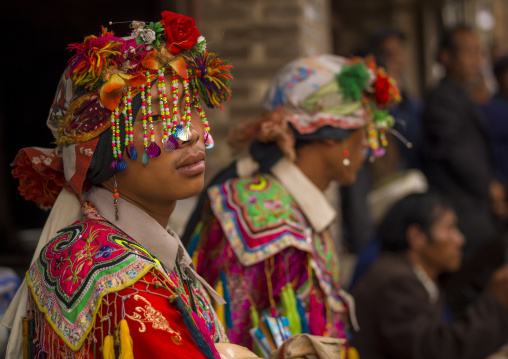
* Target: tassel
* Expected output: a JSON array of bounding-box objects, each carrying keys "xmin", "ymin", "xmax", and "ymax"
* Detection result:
[
  {"xmin": 249, "ymin": 304, "xmax": 259, "ymax": 327},
  {"xmin": 187, "ymin": 222, "xmax": 204, "ymax": 258},
  {"xmin": 214, "ymin": 278, "xmax": 226, "ymax": 329},
  {"xmin": 171, "ymin": 295, "xmax": 220, "ymax": 359},
  {"xmin": 191, "ymin": 53, "xmax": 233, "ymax": 109},
  {"xmin": 103, "ymin": 335, "xmax": 115, "ymax": 359},
  {"xmin": 281, "ymin": 283, "xmax": 301, "ymax": 335},
  {"xmin": 192, "ymin": 312, "xmax": 221, "ymax": 359},
  {"xmin": 220, "ymin": 271, "xmax": 233, "ymax": 329},
  {"xmin": 309, "ymin": 290, "xmax": 326, "ymax": 335},
  {"xmin": 249, "ymin": 305, "xmax": 264, "ymax": 358},
  {"xmin": 119, "ymin": 319, "xmax": 134, "ymax": 359},
  {"xmin": 109, "ymin": 159, "xmax": 118, "ymax": 172},
  {"xmin": 296, "ymin": 297, "xmax": 309, "ymax": 334},
  {"xmin": 116, "ymin": 157, "xmax": 128, "ymax": 172},
  {"xmin": 126, "ymin": 145, "xmax": 137, "ymax": 160},
  {"xmin": 22, "ymin": 318, "xmax": 28, "ymax": 359},
  {"xmin": 28, "ymin": 321, "xmax": 34, "ymax": 359}
]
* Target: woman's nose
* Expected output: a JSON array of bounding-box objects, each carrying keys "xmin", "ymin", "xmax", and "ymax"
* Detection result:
[{"xmin": 180, "ymin": 124, "xmax": 200, "ymax": 147}]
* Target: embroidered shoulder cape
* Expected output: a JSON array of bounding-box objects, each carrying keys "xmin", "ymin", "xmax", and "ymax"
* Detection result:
[{"xmin": 26, "ymin": 207, "xmax": 226, "ymax": 358}]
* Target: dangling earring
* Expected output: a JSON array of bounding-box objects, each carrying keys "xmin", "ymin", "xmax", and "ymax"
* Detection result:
[
  {"xmin": 113, "ymin": 175, "xmax": 120, "ymax": 221},
  {"xmin": 343, "ymin": 147, "xmax": 350, "ymax": 167}
]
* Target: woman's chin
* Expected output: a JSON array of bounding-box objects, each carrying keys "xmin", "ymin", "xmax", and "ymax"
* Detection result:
[{"xmin": 174, "ymin": 178, "xmax": 205, "ymax": 200}]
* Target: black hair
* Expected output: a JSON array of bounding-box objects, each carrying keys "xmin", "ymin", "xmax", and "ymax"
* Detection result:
[
  {"xmin": 379, "ymin": 192, "xmax": 454, "ymax": 252},
  {"xmin": 438, "ymin": 24, "xmax": 474, "ymax": 55}
]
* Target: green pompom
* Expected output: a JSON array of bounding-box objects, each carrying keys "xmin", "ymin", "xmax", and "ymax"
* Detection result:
[
  {"xmin": 373, "ymin": 109, "xmax": 395, "ymax": 127},
  {"xmin": 336, "ymin": 63, "xmax": 370, "ymax": 102}
]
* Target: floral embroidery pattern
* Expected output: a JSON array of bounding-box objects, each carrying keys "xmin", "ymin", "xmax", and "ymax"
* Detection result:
[
  {"xmin": 126, "ymin": 294, "xmax": 183, "ymax": 344},
  {"xmin": 208, "ymin": 174, "xmax": 312, "ymax": 266},
  {"xmin": 79, "ymin": 147, "xmax": 94, "ymax": 156}
]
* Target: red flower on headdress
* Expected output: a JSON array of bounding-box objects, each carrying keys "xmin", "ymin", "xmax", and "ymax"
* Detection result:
[
  {"xmin": 160, "ymin": 11, "xmax": 200, "ymax": 55},
  {"xmin": 373, "ymin": 72, "xmax": 391, "ymax": 105}
]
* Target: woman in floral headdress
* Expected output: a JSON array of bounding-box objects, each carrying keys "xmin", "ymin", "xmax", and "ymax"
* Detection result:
[
  {"xmin": 0, "ymin": 11, "xmax": 249, "ymax": 359},
  {"xmin": 183, "ymin": 55, "xmax": 401, "ymax": 357}
]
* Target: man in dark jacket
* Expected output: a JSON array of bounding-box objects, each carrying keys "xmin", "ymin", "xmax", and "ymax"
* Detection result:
[
  {"xmin": 422, "ymin": 25, "xmax": 500, "ymax": 261},
  {"xmin": 351, "ymin": 192, "xmax": 508, "ymax": 359}
]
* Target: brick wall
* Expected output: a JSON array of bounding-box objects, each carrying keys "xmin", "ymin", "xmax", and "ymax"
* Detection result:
[{"xmin": 195, "ymin": 0, "xmax": 333, "ymax": 180}]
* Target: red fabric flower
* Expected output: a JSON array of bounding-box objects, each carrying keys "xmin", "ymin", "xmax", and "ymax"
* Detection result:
[
  {"xmin": 374, "ymin": 73, "xmax": 391, "ymax": 105},
  {"xmin": 11, "ymin": 138, "xmax": 98, "ymax": 208},
  {"xmin": 11, "ymin": 149, "xmax": 67, "ymax": 208},
  {"xmin": 161, "ymin": 11, "xmax": 200, "ymax": 55}
]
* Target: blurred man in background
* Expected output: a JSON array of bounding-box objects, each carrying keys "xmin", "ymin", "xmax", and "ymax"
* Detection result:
[
  {"xmin": 352, "ymin": 192, "xmax": 508, "ymax": 359},
  {"xmin": 480, "ymin": 56, "xmax": 508, "ymax": 205},
  {"xmin": 421, "ymin": 25, "xmax": 503, "ymax": 263}
]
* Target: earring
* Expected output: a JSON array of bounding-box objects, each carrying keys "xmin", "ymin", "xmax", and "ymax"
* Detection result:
[
  {"xmin": 343, "ymin": 148, "xmax": 350, "ymax": 167},
  {"xmin": 113, "ymin": 175, "xmax": 120, "ymax": 221}
]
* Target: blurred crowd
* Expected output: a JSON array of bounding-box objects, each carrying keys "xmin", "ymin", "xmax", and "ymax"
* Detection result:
[{"xmin": 343, "ymin": 24, "xmax": 508, "ymax": 358}]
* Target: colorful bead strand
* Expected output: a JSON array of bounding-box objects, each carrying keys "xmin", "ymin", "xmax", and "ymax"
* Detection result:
[
  {"xmin": 171, "ymin": 73, "xmax": 180, "ymax": 137},
  {"xmin": 159, "ymin": 69, "xmax": 178, "ymax": 151},
  {"xmin": 176, "ymin": 71, "xmax": 192, "ymax": 141},
  {"xmin": 141, "ymin": 72, "xmax": 162, "ymax": 161},
  {"xmin": 191, "ymin": 76, "xmax": 214, "ymax": 149},
  {"xmin": 109, "ymin": 109, "xmax": 118, "ymax": 171},
  {"xmin": 380, "ymin": 128, "xmax": 388, "ymax": 147},
  {"xmin": 123, "ymin": 88, "xmax": 137, "ymax": 160},
  {"xmin": 140, "ymin": 82, "xmax": 149, "ymax": 164},
  {"xmin": 147, "ymin": 78, "xmax": 160, "ymax": 157},
  {"xmin": 110, "ymin": 105, "xmax": 127, "ymax": 172},
  {"xmin": 158, "ymin": 68, "xmax": 169, "ymax": 141}
]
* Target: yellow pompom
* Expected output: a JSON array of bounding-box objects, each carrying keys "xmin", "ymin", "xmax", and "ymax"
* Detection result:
[
  {"xmin": 103, "ymin": 335, "xmax": 115, "ymax": 359},
  {"xmin": 348, "ymin": 347, "xmax": 360, "ymax": 359},
  {"xmin": 119, "ymin": 319, "xmax": 134, "ymax": 359}
]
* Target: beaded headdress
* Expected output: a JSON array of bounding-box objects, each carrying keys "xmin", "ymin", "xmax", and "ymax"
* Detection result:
[
  {"xmin": 63, "ymin": 11, "xmax": 232, "ymax": 170},
  {"xmin": 12, "ymin": 11, "xmax": 232, "ymax": 207}
]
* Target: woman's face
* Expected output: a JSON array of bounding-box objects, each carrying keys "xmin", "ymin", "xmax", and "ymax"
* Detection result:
[
  {"xmin": 327, "ymin": 128, "xmax": 368, "ymax": 186},
  {"xmin": 113, "ymin": 77, "xmax": 207, "ymax": 206}
]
